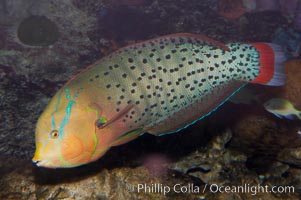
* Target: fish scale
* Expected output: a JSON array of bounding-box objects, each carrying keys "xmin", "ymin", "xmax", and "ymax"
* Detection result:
[{"xmin": 73, "ymin": 35, "xmax": 261, "ymax": 134}]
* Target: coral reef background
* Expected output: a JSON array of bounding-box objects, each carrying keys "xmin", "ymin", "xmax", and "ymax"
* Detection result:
[{"xmin": 1, "ymin": 0, "xmax": 301, "ymax": 199}]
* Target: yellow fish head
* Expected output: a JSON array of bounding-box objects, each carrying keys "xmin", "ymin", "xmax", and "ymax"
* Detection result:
[
  {"xmin": 32, "ymin": 91, "xmax": 100, "ymax": 168},
  {"xmin": 32, "ymin": 87, "xmax": 143, "ymax": 168}
]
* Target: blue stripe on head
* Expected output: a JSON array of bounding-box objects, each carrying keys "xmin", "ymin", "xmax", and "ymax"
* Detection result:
[
  {"xmin": 65, "ymin": 88, "xmax": 71, "ymax": 100},
  {"xmin": 50, "ymin": 88, "xmax": 78, "ymax": 139},
  {"xmin": 51, "ymin": 90, "xmax": 63, "ymax": 130},
  {"xmin": 59, "ymin": 100, "xmax": 75, "ymax": 137},
  {"xmin": 58, "ymin": 88, "xmax": 77, "ymax": 138}
]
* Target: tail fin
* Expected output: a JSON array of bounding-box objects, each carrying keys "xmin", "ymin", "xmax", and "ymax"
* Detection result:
[{"xmin": 250, "ymin": 43, "xmax": 286, "ymax": 86}]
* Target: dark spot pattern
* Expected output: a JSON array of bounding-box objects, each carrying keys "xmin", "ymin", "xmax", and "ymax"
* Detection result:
[{"xmin": 88, "ymin": 36, "xmax": 260, "ymax": 131}]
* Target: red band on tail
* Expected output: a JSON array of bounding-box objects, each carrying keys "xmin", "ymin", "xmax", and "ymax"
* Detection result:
[{"xmin": 250, "ymin": 43, "xmax": 275, "ymax": 84}]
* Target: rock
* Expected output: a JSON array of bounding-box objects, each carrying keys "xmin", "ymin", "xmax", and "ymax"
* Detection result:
[
  {"xmin": 0, "ymin": 156, "xmax": 202, "ymax": 200},
  {"xmin": 2, "ymin": 131, "xmax": 300, "ymax": 200},
  {"xmin": 283, "ymin": 59, "xmax": 301, "ymax": 108},
  {"xmin": 0, "ymin": 0, "xmax": 99, "ymax": 84},
  {"xmin": 170, "ymin": 130, "xmax": 253, "ymax": 185},
  {"xmin": 278, "ymin": 147, "xmax": 301, "ymax": 166},
  {"xmin": 17, "ymin": 15, "xmax": 59, "ymax": 46},
  {"xmin": 0, "ymin": 28, "xmax": 6, "ymax": 49},
  {"xmin": 231, "ymin": 112, "xmax": 301, "ymax": 156}
]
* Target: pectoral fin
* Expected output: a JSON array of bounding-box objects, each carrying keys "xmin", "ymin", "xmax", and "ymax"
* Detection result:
[
  {"xmin": 98, "ymin": 103, "xmax": 134, "ymax": 129},
  {"xmin": 111, "ymin": 128, "xmax": 145, "ymax": 147}
]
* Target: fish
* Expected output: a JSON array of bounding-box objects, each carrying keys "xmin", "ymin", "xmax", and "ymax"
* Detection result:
[
  {"xmin": 32, "ymin": 33, "xmax": 286, "ymax": 168},
  {"xmin": 264, "ymin": 98, "xmax": 301, "ymax": 120}
]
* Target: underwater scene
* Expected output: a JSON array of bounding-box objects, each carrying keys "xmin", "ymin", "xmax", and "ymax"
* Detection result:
[{"xmin": 1, "ymin": 0, "xmax": 301, "ymax": 199}]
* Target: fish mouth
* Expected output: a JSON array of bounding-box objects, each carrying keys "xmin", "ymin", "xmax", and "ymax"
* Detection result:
[
  {"xmin": 32, "ymin": 159, "xmax": 55, "ymax": 168},
  {"xmin": 32, "ymin": 150, "xmax": 54, "ymax": 168}
]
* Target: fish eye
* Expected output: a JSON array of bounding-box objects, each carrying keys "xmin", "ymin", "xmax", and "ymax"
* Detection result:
[{"xmin": 50, "ymin": 130, "xmax": 59, "ymax": 139}]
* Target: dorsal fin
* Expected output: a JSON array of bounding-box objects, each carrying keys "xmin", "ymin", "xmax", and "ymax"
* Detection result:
[
  {"xmin": 163, "ymin": 33, "xmax": 230, "ymax": 51},
  {"xmin": 120, "ymin": 32, "xmax": 230, "ymax": 52}
]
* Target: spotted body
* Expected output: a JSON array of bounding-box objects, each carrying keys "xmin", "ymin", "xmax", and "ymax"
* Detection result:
[{"xmin": 33, "ymin": 33, "xmax": 286, "ymax": 168}]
